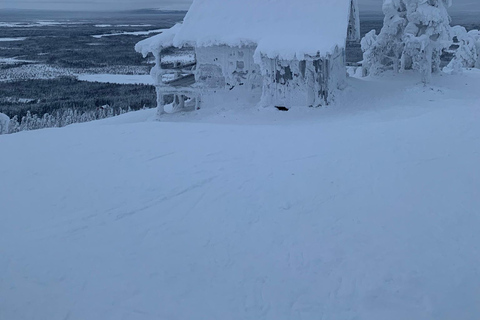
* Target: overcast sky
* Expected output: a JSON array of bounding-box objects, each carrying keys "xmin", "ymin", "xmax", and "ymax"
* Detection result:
[{"xmin": 0, "ymin": 0, "xmax": 477, "ymax": 12}]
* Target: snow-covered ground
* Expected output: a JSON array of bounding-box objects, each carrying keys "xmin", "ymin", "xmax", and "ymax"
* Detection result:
[
  {"xmin": 77, "ymin": 74, "xmax": 154, "ymax": 85},
  {"xmin": 1, "ymin": 71, "xmax": 480, "ymax": 320}
]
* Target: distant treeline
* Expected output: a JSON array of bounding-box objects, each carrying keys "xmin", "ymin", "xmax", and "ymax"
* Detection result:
[
  {"xmin": 0, "ymin": 78, "xmax": 156, "ymax": 119},
  {"xmin": 5, "ymin": 105, "xmax": 142, "ymax": 134}
]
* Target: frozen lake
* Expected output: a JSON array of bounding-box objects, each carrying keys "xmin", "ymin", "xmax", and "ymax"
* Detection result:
[{"xmin": 77, "ymin": 74, "xmax": 154, "ymax": 85}]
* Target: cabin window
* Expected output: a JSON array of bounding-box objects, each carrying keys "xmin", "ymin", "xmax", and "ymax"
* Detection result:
[{"xmin": 236, "ymin": 61, "xmax": 245, "ymax": 70}]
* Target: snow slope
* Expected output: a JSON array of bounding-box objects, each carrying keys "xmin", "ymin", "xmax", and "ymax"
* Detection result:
[{"xmin": 1, "ymin": 71, "xmax": 480, "ymax": 320}]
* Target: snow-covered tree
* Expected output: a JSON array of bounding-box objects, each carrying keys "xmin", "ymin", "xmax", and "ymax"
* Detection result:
[
  {"xmin": 363, "ymin": 0, "xmax": 453, "ymax": 83},
  {"xmin": 0, "ymin": 113, "xmax": 10, "ymax": 135},
  {"xmin": 471, "ymin": 30, "xmax": 480, "ymax": 69},
  {"xmin": 2, "ymin": 105, "xmax": 139, "ymax": 135},
  {"xmin": 402, "ymin": 0, "xmax": 453, "ymax": 83},
  {"xmin": 444, "ymin": 26, "xmax": 478, "ymax": 73},
  {"xmin": 362, "ymin": 0, "xmax": 408, "ymax": 75},
  {"xmin": 8, "ymin": 116, "xmax": 20, "ymax": 134}
]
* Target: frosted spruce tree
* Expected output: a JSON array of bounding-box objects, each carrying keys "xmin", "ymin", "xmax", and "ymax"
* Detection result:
[
  {"xmin": 473, "ymin": 30, "xmax": 480, "ymax": 69},
  {"xmin": 363, "ymin": 0, "xmax": 453, "ymax": 83},
  {"xmin": 402, "ymin": 0, "xmax": 453, "ymax": 83},
  {"xmin": 362, "ymin": 0, "xmax": 408, "ymax": 75},
  {"xmin": 445, "ymin": 26, "xmax": 480, "ymax": 73}
]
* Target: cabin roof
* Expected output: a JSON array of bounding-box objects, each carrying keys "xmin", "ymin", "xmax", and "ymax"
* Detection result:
[{"xmin": 137, "ymin": 0, "xmax": 358, "ymax": 60}]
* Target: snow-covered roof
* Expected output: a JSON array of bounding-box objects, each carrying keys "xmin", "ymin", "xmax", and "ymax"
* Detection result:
[
  {"xmin": 136, "ymin": 23, "xmax": 182, "ymax": 57},
  {"xmin": 137, "ymin": 0, "xmax": 357, "ymax": 60}
]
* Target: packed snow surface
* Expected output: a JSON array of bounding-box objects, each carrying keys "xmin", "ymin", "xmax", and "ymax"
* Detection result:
[
  {"xmin": 1, "ymin": 71, "xmax": 480, "ymax": 320},
  {"xmin": 139, "ymin": 0, "xmax": 354, "ymax": 60}
]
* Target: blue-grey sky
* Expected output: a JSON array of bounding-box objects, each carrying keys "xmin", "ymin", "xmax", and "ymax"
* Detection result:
[{"xmin": 0, "ymin": 0, "xmax": 477, "ymax": 12}]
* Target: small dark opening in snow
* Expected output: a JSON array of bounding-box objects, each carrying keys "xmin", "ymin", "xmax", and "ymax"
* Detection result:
[{"xmin": 275, "ymin": 106, "xmax": 289, "ymax": 112}]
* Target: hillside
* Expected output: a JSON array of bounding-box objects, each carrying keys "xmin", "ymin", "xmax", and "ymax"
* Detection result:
[{"xmin": 1, "ymin": 70, "xmax": 480, "ymax": 320}]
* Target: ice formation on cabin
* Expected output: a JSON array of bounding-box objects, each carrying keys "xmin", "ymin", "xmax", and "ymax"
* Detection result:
[
  {"xmin": 0, "ymin": 113, "xmax": 10, "ymax": 135},
  {"xmin": 362, "ymin": 0, "xmax": 453, "ymax": 83},
  {"xmin": 136, "ymin": 0, "xmax": 361, "ymax": 114}
]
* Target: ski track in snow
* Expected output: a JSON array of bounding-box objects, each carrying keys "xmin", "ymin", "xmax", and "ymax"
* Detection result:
[{"xmin": 1, "ymin": 71, "xmax": 480, "ymax": 320}]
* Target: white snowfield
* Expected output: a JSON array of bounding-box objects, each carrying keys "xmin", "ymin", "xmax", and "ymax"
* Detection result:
[{"xmin": 1, "ymin": 71, "xmax": 480, "ymax": 320}]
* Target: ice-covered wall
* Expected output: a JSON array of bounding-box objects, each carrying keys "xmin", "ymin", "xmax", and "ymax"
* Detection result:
[
  {"xmin": 147, "ymin": 44, "xmax": 348, "ymax": 112},
  {"xmin": 259, "ymin": 58, "xmax": 309, "ymax": 108},
  {"xmin": 259, "ymin": 47, "xmax": 346, "ymax": 108},
  {"xmin": 327, "ymin": 47, "xmax": 348, "ymax": 101},
  {"xmin": 195, "ymin": 45, "xmax": 263, "ymax": 107},
  {"xmin": 196, "ymin": 46, "xmax": 261, "ymax": 89},
  {"xmin": 150, "ymin": 44, "xmax": 348, "ymax": 112}
]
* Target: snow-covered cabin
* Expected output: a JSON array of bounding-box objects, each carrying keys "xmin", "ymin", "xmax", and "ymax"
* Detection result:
[{"xmin": 136, "ymin": 0, "xmax": 360, "ymax": 113}]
